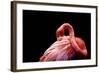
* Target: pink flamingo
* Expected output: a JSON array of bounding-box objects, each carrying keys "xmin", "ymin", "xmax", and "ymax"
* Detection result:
[{"xmin": 40, "ymin": 23, "xmax": 88, "ymax": 61}]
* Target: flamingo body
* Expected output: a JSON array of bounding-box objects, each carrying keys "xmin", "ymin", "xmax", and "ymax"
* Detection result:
[{"xmin": 40, "ymin": 23, "xmax": 88, "ymax": 61}]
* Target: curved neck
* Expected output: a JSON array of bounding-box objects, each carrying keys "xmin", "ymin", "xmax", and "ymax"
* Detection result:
[{"xmin": 56, "ymin": 23, "xmax": 75, "ymax": 39}]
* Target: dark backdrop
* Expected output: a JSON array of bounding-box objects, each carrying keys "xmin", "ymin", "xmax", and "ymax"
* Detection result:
[{"xmin": 23, "ymin": 10, "xmax": 91, "ymax": 62}]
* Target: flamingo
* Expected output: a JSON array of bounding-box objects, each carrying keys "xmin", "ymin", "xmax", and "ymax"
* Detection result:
[{"xmin": 40, "ymin": 23, "xmax": 88, "ymax": 61}]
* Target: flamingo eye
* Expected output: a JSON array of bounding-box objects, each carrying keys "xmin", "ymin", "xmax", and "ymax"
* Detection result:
[{"xmin": 57, "ymin": 37, "xmax": 62, "ymax": 41}]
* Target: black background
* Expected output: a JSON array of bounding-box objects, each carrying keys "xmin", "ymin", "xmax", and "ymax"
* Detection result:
[{"xmin": 23, "ymin": 10, "xmax": 91, "ymax": 62}]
